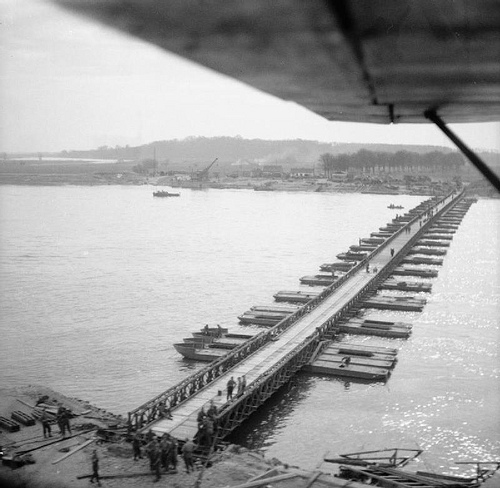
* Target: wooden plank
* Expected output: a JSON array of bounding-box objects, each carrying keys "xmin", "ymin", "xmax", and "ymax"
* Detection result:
[
  {"xmin": 16, "ymin": 429, "xmax": 96, "ymax": 454},
  {"xmin": 227, "ymin": 472, "xmax": 301, "ymax": 488},
  {"xmin": 314, "ymin": 355, "xmax": 394, "ymax": 369},
  {"xmin": 52, "ymin": 439, "xmax": 95, "ymax": 464}
]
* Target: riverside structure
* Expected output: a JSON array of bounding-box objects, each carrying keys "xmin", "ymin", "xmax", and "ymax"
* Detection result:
[{"xmin": 128, "ymin": 189, "xmax": 472, "ymax": 444}]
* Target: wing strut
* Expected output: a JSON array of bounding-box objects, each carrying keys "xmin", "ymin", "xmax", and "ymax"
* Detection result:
[{"xmin": 424, "ymin": 110, "xmax": 500, "ymax": 193}]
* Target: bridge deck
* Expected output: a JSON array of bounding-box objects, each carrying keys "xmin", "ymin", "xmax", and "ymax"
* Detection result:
[{"xmin": 148, "ymin": 194, "xmax": 457, "ymax": 440}]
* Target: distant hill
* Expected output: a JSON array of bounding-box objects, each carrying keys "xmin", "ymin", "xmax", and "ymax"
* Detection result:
[{"xmin": 43, "ymin": 137, "xmax": 457, "ymax": 171}]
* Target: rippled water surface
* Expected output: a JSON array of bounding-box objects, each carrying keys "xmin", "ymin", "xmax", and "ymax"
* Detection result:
[{"xmin": 1, "ymin": 186, "xmax": 498, "ymax": 476}]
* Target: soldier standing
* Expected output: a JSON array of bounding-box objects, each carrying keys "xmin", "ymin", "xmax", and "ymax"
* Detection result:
[
  {"xmin": 40, "ymin": 408, "xmax": 52, "ymax": 438},
  {"xmin": 89, "ymin": 450, "xmax": 101, "ymax": 486},
  {"xmin": 226, "ymin": 377, "xmax": 236, "ymax": 400},
  {"xmin": 182, "ymin": 438, "xmax": 195, "ymax": 473},
  {"xmin": 132, "ymin": 433, "xmax": 142, "ymax": 460}
]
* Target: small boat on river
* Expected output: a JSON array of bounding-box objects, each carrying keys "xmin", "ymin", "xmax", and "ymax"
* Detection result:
[
  {"xmin": 153, "ymin": 190, "xmax": 180, "ymax": 197},
  {"xmin": 336, "ymin": 252, "xmax": 368, "ymax": 261},
  {"xmin": 388, "ymin": 204, "xmax": 404, "ymax": 209},
  {"xmin": 238, "ymin": 310, "xmax": 291, "ymax": 326},
  {"xmin": 300, "ymin": 274, "xmax": 338, "ymax": 286},
  {"xmin": 184, "ymin": 334, "xmax": 252, "ymax": 349},
  {"xmin": 321, "ymin": 262, "xmax": 356, "ymax": 272},
  {"xmin": 195, "ymin": 325, "xmax": 229, "ymax": 337},
  {"xmin": 249, "ymin": 304, "xmax": 302, "ymax": 314},
  {"xmin": 326, "ymin": 448, "xmax": 500, "ymax": 488},
  {"xmin": 173, "ymin": 342, "xmax": 229, "ymax": 361}
]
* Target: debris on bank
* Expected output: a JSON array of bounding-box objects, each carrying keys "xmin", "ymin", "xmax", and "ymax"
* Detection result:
[
  {"xmin": 2, "ymin": 386, "xmax": 498, "ymax": 488},
  {"xmin": 0, "ymin": 386, "xmax": 310, "ymax": 488}
]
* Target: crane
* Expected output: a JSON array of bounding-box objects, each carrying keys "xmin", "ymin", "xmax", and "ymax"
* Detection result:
[{"xmin": 192, "ymin": 158, "xmax": 218, "ymax": 181}]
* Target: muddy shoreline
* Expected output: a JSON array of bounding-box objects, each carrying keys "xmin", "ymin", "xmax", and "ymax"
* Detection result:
[
  {"xmin": 0, "ymin": 385, "xmax": 319, "ymax": 488},
  {"xmin": 0, "ymin": 172, "xmax": 449, "ymax": 198}
]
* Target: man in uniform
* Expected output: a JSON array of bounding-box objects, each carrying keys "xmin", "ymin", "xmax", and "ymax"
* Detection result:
[
  {"xmin": 182, "ymin": 438, "xmax": 195, "ymax": 473},
  {"xmin": 226, "ymin": 376, "xmax": 236, "ymax": 400}
]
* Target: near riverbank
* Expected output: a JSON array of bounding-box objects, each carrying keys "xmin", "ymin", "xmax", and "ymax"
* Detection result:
[
  {"xmin": 3, "ymin": 385, "xmax": 499, "ymax": 488},
  {"xmin": 0, "ymin": 386, "xmax": 324, "ymax": 488}
]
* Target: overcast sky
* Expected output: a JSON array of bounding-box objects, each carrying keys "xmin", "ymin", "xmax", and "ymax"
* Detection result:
[{"xmin": 1, "ymin": 0, "xmax": 499, "ymax": 154}]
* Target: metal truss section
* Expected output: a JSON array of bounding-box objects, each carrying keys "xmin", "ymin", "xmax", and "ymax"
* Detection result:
[{"xmin": 128, "ymin": 189, "xmax": 465, "ymax": 431}]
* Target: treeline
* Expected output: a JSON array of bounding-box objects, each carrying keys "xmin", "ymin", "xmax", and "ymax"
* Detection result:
[
  {"xmin": 319, "ymin": 149, "xmax": 466, "ymax": 177},
  {"xmin": 53, "ymin": 137, "xmax": 453, "ymax": 166}
]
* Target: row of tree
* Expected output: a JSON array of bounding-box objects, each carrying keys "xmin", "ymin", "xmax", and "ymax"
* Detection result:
[{"xmin": 319, "ymin": 149, "xmax": 465, "ymax": 177}]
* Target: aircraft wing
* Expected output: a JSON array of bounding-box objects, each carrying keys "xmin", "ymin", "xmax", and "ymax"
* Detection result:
[{"xmin": 54, "ymin": 0, "xmax": 500, "ymax": 125}]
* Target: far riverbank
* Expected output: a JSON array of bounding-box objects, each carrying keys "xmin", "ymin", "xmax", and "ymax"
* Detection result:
[{"xmin": 0, "ymin": 171, "xmax": 460, "ymax": 197}]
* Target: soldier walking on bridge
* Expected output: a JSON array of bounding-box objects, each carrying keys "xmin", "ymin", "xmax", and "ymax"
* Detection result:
[
  {"xmin": 240, "ymin": 375, "xmax": 247, "ymax": 396},
  {"xmin": 226, "ymin": 376, "xmax": 236, "ymax": 400},
  {"xmin": 391, "ymin": 248, "xmax": 395, "ymax": 257}
]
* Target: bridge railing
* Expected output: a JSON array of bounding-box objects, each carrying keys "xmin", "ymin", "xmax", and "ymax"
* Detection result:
[{"xmin": 128, "ymin": 190, "xmax": 463, "ymax": 430}]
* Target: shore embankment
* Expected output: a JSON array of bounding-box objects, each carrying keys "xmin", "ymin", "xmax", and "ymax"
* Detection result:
[
  {"xmin": 0, "ymin": 385, "xmax": 314, "ymax": 488},
  {"xmin": 0, "ymin": 170, "xmax": 457, "ymax": 197}
]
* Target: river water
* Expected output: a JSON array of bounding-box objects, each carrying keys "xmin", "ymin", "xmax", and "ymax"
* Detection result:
[{"xmin": 0, "ymin": 185, "xmax": 498, "ymax": 476}]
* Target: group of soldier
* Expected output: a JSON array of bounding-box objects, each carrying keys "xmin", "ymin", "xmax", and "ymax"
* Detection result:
[
  {"xmin": 126, "ymin": 375, "xmax": 250, "ymax": 481},
  {"xmin": 132, "ymin": 431, "xmax": 196, "ymax": 481},
  {"xmin": 226, "ymin": 375, "xmax": 246, "ymax": 401},
  {"xmin": 39, "ymin": 405, "xmax": 72, "ymax": 438},
  {"xmin": 196, "ymin": 399, "xmax": 218, "ymax": 447}
]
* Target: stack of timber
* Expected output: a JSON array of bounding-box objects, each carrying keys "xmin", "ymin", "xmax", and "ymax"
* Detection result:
[
  {"xmin": 401, "ymin": 256, "xmax": 444, "ymax": 265},
  {"xmin": 299, "ymin": 274, "xmax": 337, "ymax": 286},
  {"xmin": 304, "ymin": 343, "xmax": 398, "ymax": 380},
  {"xmin": 378, "ymin": 279, "xmax": 432, "ymax": 293},
  {"xmin": 338, "ymin": 318, "xmax": 412, "ymax": 338},
  {"xmin": 392, "ymin": 267, "xmax": 438, "ymax": 278},
  {"xmin": 273, "ymin": 290, "xmax": 321, "ymax": 303},
  {"xmin": 0, "ymin": 416, "xmax": 21, "ymax": 432},
  {"xmin": 362, "ymin": 295, "xmax": 427, "ymax": 312},
  {"xmin": 11, "ymin": 411, "xmax": 36, "ymax": 426}
]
